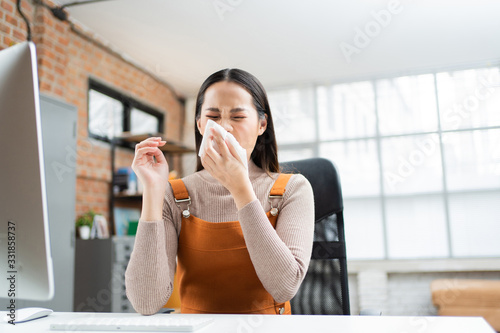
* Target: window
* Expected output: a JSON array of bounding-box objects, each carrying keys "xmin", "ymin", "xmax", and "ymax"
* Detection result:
[
  {"xmin": 88, "ymin": 80, "xmax": 164, "ymax": 141},
  {"xmin": 270, "ymin": 66, "xmax": 500, "ymax": 260},
  {"xmin": 88, "ymin": 89, "xmax": 123, "ymax": 139},
  {"xmin": 130, "ymin": 108, "xmax": 160, "ymax": 135}
]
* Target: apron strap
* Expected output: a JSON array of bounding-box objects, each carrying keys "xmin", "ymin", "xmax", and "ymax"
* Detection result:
[
  {"xmin": 169, "ymin": 179, "xmax": 190, "ymax": 200},
  {"xmin": 270, "ymin": 174, "xmax": 292, "ymax": 196},
  {"xmin": 169, "ymin": 179, "xmax": 191, "ymax": 218}
]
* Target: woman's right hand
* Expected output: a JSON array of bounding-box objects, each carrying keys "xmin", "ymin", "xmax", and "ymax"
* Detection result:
[{"xmin": 132, "ymin": 137, "xmax": 169, "ymax": 194}]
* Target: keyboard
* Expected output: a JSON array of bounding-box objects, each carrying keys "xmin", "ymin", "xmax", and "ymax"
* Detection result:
[{"xmin": 50, "ymin": 316, "xmax": 214, "ymax": 332}]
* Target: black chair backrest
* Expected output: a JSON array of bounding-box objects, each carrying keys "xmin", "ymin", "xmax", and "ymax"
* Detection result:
[{"xmin": 281, "ymin": 158, "xmax": 350, "ymax": 315}]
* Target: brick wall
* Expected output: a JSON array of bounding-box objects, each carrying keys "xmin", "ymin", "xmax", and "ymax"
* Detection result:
[
  {"xmin": 1, "ymin": 0, "xmax": 34, "ymax": 45},
  {"xmin": 0, "ymin": 0, "xmax": 184, "ymax": 223}
]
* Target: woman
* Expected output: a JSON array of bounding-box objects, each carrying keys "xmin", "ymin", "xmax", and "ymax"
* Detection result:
[{"xmin": 125, "ymin": 68, "xmax": 314, "ymax": 315}]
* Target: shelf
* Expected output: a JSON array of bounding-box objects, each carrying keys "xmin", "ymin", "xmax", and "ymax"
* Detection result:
[
  {"xmin": 114, "ymin": 193, "xmax": 143, "ymax": 200},
  {"xmin": 117, "ymin": 132, "xmax": 196, "ymax": 154}
]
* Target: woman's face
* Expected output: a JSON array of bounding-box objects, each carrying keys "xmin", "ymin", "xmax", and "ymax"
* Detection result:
[{"xmin": 197, "ymin": 81, "xmax": 267, "ymax": 160}]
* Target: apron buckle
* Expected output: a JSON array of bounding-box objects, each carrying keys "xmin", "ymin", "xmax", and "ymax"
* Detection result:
[
  {"xmin": 175, "ymin": 197, "xmax": 191, "ymax": 218},
  {"xmin": 268, "ymin": 195, "xmax": 283, "ymax": 216}
]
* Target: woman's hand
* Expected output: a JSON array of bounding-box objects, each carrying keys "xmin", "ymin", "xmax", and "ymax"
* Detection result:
[
  {"xmin": 132, "ymin": 137, "xmax": 169, "ymax": 194},
  {"xmin": 201, "ymin": 128, "xmax": 257, "ymax": 209}
]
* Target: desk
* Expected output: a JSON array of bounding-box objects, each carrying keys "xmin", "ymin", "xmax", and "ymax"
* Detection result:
[{"xmin": 1, "ymin": 312, "xmax": 495, "ymax": 333}]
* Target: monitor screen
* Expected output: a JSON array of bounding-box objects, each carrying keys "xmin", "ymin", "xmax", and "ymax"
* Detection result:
[{"xmin": 0, "ymin": 42, "xmax": 54, "ymax": 301}]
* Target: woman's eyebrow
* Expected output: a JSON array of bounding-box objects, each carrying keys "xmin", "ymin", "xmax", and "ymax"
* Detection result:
[
  {"xmin": 230, "ymin": 108, "xmax": 248, "ymax": 113},
  {"xmin": 204, "ymin": 107, "xmax": 248, "ymax": 113}
]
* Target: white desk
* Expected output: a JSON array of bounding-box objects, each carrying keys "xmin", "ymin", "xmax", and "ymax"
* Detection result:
[{"xmin": 1, "ymin": 312, "xmax": 496, "ymax": 333}]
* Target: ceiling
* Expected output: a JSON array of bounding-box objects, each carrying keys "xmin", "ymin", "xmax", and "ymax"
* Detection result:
[{"xmin": 55, "ymin": 0, "xmax": 500, "ymax": 99}]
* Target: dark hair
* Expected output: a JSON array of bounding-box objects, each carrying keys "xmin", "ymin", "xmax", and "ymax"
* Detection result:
[{"xmin": 194, "ymin": 68, "xmax": 279, "ymax": 174}]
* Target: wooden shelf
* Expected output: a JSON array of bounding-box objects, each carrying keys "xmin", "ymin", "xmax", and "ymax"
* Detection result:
[
  {"xmin": 117, "ymin": 132, "xmax": 195, "ymax": 154},
  {"xmin": 114, "ymin": 193, "xmax": 143, "ymax": 200}
]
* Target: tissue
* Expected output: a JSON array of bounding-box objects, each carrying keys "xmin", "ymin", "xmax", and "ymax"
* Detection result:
[{"xmin": 198, "ymin": 119, "xmax": 248, "ymax": 169}]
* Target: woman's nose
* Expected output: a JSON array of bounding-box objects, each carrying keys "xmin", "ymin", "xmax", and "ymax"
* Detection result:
[{"xmin": 219, "ymin": 119, "xmax": 233, "ymax": 132}]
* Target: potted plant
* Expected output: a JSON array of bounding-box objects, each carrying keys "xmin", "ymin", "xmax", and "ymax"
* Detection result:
[{"xmin": 76, "ymin": 210, "xmax": 95, "ymax": 240}]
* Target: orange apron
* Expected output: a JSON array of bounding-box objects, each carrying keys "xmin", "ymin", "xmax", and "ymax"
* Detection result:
[{"xmin": 169, "ymin": 174, "xmax": 292, "ymax": 314}]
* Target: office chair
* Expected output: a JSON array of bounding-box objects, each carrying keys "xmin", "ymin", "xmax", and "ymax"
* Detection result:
[{"xmin": 281, "ymin": 158, "xmax": 350, "ymax": 315}]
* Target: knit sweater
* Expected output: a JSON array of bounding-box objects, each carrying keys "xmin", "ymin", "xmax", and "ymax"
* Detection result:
[{"xmin": 125, "ymin": 161, "xmax": 315, "ymax": 315}]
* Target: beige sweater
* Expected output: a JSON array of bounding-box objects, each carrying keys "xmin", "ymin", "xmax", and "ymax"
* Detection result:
[{"xmin": 125, "ymin": 161, "xmax": 315, "ymax": 315}]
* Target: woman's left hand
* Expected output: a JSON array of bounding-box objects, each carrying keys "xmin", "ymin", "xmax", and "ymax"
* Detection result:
[{"xmin": 200, "ymin": 128, "xmax": 256, "ymax": 209}]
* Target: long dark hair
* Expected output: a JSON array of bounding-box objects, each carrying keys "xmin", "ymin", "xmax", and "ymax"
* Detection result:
[{"xmin": 195, "ymin": 68, "xmax": 279, "ymax": 174}]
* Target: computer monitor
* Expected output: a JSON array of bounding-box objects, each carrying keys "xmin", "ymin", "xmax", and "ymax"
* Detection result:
[{"xmin": 0, "ymin": 42, "xmax": 54, "ymax": 301}]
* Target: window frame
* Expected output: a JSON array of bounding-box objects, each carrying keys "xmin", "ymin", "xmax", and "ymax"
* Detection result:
[{"xmin": 87, "ymin": 79, "xmax": 165, "ymax": 143}]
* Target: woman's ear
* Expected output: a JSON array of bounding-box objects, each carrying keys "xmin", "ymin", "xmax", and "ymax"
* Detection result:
[
  {"xmin": 258, "ymin": 114, "xmax": 268, "ymax": 136},
  {"xmin": 196, "ymin": 118, "xmax": 203, "ymax": 135}
]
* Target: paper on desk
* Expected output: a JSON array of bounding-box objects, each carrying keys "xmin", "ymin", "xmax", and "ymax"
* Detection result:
[{"xmin": 198, "ymin": 119, "xmax": 248, "ymax": 169}]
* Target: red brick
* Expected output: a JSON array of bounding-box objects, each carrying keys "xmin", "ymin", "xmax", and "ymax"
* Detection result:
[
  {"xmin": 55, "ymin": 23, "xmax": 65, "ymax": 34},
  {"xmin": 58, "ymin": 36, "xmax": 69, "ymax": 46},
  {"xmin": 73, "ymin": 39, "xmax": 82, "ymax": 49},
  {"xmin": 79, "ymin": 169, "xmax": 88, "ymax": 177},
  {"xmin": 68, "ymin": 46, "xmax": 77, "ymax": 56},
  {"xmin": 54, "ymin": 87, "xmax": 63, "ymax": 97},
  {"xmin": 41, "ymin": 47, "xmax": 57, "ymax": 60},
  {"xmin": 46, "ymin": 28, "xmax": 57, "ymax": 40},
  {"xmin": 55, "ymin": 54, "xmax": 66, "ymax": 64},
  {"xmin": 43, "ymin": 71, "xmax": 55, "ymax": 83},
  {"xmin": 40, "ymin": 11, "xmax": 54, "ymax": 26},
  {"xmin": 5, "ymin": 14, "xmax": 18, "ymax": 27},
  {"xmin": 56, "ymin": 77, "xmax": 64, "ymax": 87},
  {"xmin": 54, "ymin": 65, "xmax": 64, "ymax": 76},
  {"xmin": 12, "ymin": 29, "xmax": 25, "ymax": 41},
  {"xmin": 3, "ymin": 35, "xmax": 14, "ymax": 46},
  {"xmin": 42, "ymin": 39, "xmax": 53, "ymax": 49},
  {"xmin": 83, "ymin": 42, "xmax": 91, "ymax": 53},
  {"xmin": 33, "ymin": 25, "xmax": 45, "ymax": 34},
  {"xmin": 39, "ymin": 57, "xmax": 54, "ymax": 70},
  {"xmin": 1, "ymin": 0, "xmax": 14, "ymax": 13},
  {"xmin": 0, "ymin": 21, "xmax": 10, "ymax": 34},
  {"xmin": 40, "ymin": 81, "xmax": 52, "ymax": 92},
  {"xmin": 21, "ymin": 0, "xmax": 31, "ymax": 12}
]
